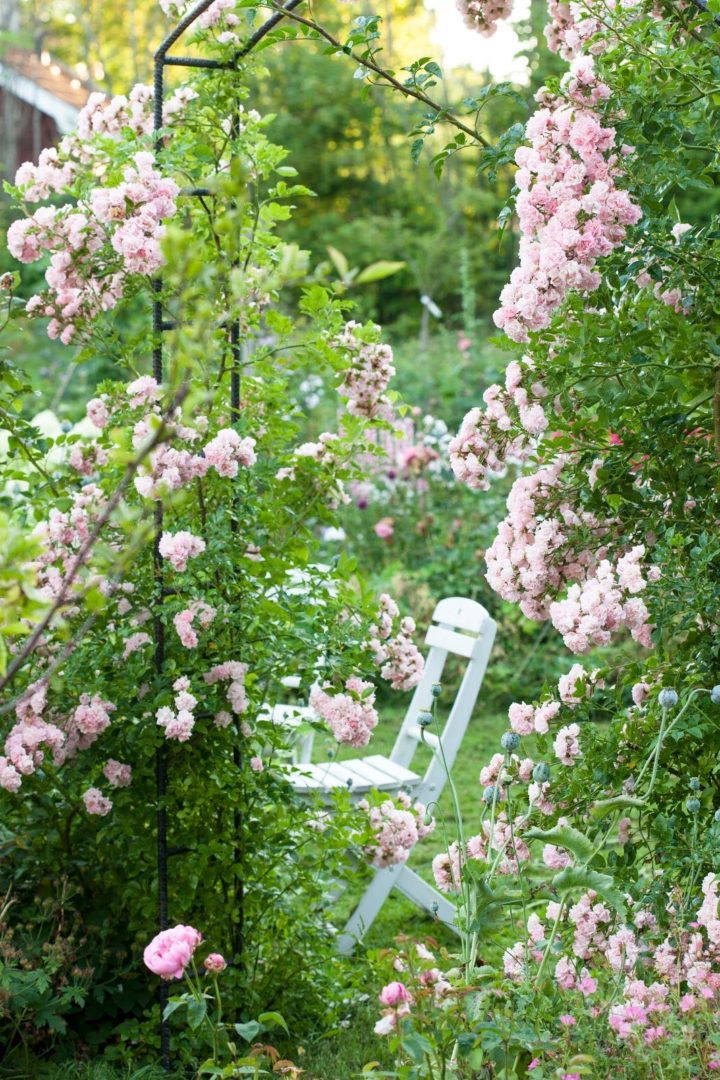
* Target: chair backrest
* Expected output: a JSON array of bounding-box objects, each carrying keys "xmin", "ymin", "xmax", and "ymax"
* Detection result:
[{"xmin": 390, "ymin": 596, "xmax": 496, "ymax": 808}]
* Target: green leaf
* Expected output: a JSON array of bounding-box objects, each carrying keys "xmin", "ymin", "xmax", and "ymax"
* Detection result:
[
  {"xmin": 162, "ymin": 997, "xmax": 187, "ymax": 1020},
  {"xmin": 525, "ymin": 825, "xmax": 595, "ymax": 863},
  {"xmin": 198, "ymin": 1061, "xmax": 226, "ymax": 1077},
  {"xmin": 234, "ymin": 1019, "xmax": 262, "ymax": 1042},
  {"xmin": 355, "ymin": 260, "xmax": 406, "ymax": 284},
  {"xmin": 187, "ymin": 997, "xmax": 208, "ymax": 1030},
  {"xmin": 85, "ymin": 587, "xmax": 106, "ymax": 613},
  {"xmin": 401, "ymin": 1030, "xmax": 434, "ymax": 1063},
  {"xmin": 552, "ymin": 867, "xmax": 626, "ymax": 916},
  {"xmin": 326, "ymin": 245, "xmax": 349, "ymax": 280},
  {"xmin": 258, "ymin": 1010, "xmax": 289, "ymax": 1033},
  {"xmin": 590, "ymin": 795, "xmax": 647, "ymax": 820}
]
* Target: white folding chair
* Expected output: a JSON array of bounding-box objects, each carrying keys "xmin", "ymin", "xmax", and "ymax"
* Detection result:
[{"xmin": 287, "ymin": 596, "xmax": 496, "ymax": 954}]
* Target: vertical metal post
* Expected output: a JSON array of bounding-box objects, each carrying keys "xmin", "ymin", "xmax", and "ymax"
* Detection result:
[
  {"xmin": 152, "ymin": 51, "xmax": 171, "ymax": 1073},
  {"xmin": 147, "ymin": 0, "xmax": 305, "ymax": 1065}
]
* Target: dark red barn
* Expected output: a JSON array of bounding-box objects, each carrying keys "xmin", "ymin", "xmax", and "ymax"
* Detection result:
[{"xmin": 0, "ymin": 47, "xmax": 90, "ymax": 179}]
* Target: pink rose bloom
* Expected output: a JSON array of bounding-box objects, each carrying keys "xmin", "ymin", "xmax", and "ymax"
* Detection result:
[
  {"xmin": 508, "ymin": 701, "xmax": 535, "ymax": 736},
  {"xmin": 158, "ymin": 530, "xmax": 206, "ymax": 572},
  {"xmin": 103, "ymin": 759, "xmax": 132, "ymax": 788},
  {"xmin": 204, "ymin": 952, "xmax": 227, "ymax": 973},
  {"xmin": 671, "ymin": 222, "xmax": 691, "ymax": 241},
  {"xmin": 617, "ymin": 817, "xmax": 631, "ymax": 845},
  {"xmin": 374, "ymin": 1013, "xmax": 396, "ymax": 1036},
  {"xmin": 374, "ymin": 517, "xmax": 394, "ymax": 540},
  {"xmin": 379, "ymin": 981, "xmax": 412, "ymax": 1007},
  {"xmin": 631, "ymin": 681, "xmax": 650, "ymax": 706},
  {"xmin": 86, "ymin": 397, "xmax": 109, "ymax": 429},
  {"xmin": 82, "ymin": 786, "xmax": 113, "ymax": 816},
  {"xmin": 250, "ymin": 756, "xmax": 264, "ymax": 772},
  {"xmin": 143, "ymin": 924, "xmax": 201, "ymax": 980},
  {"xmin": 126, "ymin": 375, "xmax": 161, "ymax": 407},
  {"xmin": 579, "ymin": 975, "xmax": 597, "ymax": 996}
]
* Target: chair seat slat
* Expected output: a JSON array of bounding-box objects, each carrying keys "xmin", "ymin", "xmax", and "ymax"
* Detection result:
[
  {"xmin": 363, "ymin": 755, "xmax": 420, "ymax": 786},
  {"xmin": 336, "ymin": 758, "xmax": 409, "ymax": 790},
  {"xmin": 288, "ymin": 755, "xmax": 420, "ymax": 794},
  {"xmin": 289, "ymin": 763, "xmax": 346, "ymax": 790}
]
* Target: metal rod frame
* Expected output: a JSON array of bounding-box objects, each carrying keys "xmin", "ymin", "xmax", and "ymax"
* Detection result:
[{"xmin": 151, "ymin": 1, "xmax": 304, "ymax": 1067}]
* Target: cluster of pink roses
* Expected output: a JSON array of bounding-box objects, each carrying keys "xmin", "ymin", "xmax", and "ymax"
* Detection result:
[
  {"xmin": 335, "ymin": 321, "xmax": 395, "ymax": 421},
  {"xmin": 549, "ymin": 545, "xmax": 654, "ymax": 653},
  {"xmin": 88, "ymin": 375, "xmax": 257, "ymax": 499},
  {"xmin": 15, "ymin": 81, "xmax": 196, "ymax": 197},
  {"xmin": 484, "ymin": 458, "xmax": 653, "ymax": 653},
  {"xmin": 103, "ymin": 758, "xmax": 132, "ymax": 788},
  {"xmin": 505, "ymin": 877, "xmax": 720, "ymax": 1055},
  {"xmin": 0, "ymin": 678, "xmax": 120, "ymax": 794},
  {"xmin": 203, "ymin": 428, "xmax": 257, "ymax": 478},
  {"xmin": 158, "ymin": 530, "xmax": 206, "ymax": 572},
  {"xmin": 449, "ymin": 356, "xmax": 548, "ymax": 490},
  {"xmin": 359, "ymin": 792, "xmax": 435, "ymax": 868},
  {"xmin": 9, "ymin": 152, "xmax": 179, "ymax": 344},
  {"xmin": 77, "ymin": 83, "xmax": 196, "ymax": 144},
  {"xmin": 0, "ymin": 681, "xmax": 63, "ymax": 793},
  {"xmin": 174, "ymin": 601, "xmax": 216, "ymax": 649},
  {"xmin": 204, "ymin": 660, "xmax": 249, "ymax": 721},
  {"xmin": 456, "ymin": 0, "xmax": 513, "ymax": 37},
  {"xmin": 309, "ymin": 676, "xmax": 379, "ymax": 748},
  {"xmin": 544, "ymin": 0, "xmax": 605, "ymax": 61},
  {"xmin": 68, "ymin": 442, "xmax": 108, "ymax": 477},
  {"xmin": 484, "ymin": 458, "xmax": 601, "ymax": 621},
  {"xmin": 156, "ymin": 675, "xmax": 198, "ymax": 742},
  {"xmin": 506, "ymin": 664, "xmax": 603, "ymax": 774},
  {"xmin": 493, "ymin": 57, "xmax": 641, "ymax": 343},
  {"xmin": 162, "ymin": 0, "xmax": 244, "ymax": 43},
  {"xmin": 135, "ymin": 445, "xmax": 209, "ymax": 500},
  {"xmin": 432, "ymin": 796, "xmax": 542, "ymax": 893},
  {"xmin": 32, "ymin": 483, "xmax": 107, "ymax": 602},
  {"xmin": 83, "ymin": 786, "xmax": 113, "ymax": 816},
  {"xmin": 374, "ymin": 942, "xmax": 452, "ymax": 1036},
  {"xmin": 368, "ymin": 594, "xmax": 425, "ymax": 692}
]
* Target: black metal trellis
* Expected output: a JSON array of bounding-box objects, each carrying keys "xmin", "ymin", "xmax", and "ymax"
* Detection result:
[{"xmin": 151, "ymin": 1, "xmax": 303, "ymax": 1067}]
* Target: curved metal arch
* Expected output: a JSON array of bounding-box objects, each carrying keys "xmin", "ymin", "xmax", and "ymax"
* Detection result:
[{"xmin": 149, "ymin": 3, "xmax": 303, "ymax": 1068}]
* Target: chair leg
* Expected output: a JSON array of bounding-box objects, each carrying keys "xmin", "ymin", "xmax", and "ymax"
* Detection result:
[
  {"xmin": 395, "ymin": 865, "xmax": 459, "ymax": 933},
  {"xmin": 336, "ymin": 865, "xmax": 400, "ymax": 955}
]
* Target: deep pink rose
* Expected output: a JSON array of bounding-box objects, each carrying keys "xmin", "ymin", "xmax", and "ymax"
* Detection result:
[
  {"xmin": 204, "ymin": 952, "xmax": 227, "ymax": 973},
  {"xmin": 143, "ymin": 924, "xmax": 202, "ymax": 980},
  {"xmin": 374, "ymin": 517, "xmax": 394, "ymax": 540},
  {"xmin": 379, "ymin": 981, "xmax": 411, "ymax": 1007}
]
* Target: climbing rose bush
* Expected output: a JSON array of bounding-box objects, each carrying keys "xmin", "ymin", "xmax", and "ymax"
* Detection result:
[
  {"xmin": 356, "ymin": 0, "xmax": 720, "ymax": 1073},
  {"xmin": 0, "ymin": 17, "xmax": 431, "ymax": 1041}
]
